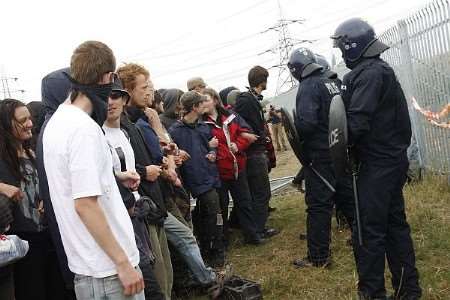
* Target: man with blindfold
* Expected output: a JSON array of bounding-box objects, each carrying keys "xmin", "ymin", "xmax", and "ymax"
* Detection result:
[{"xmin": 42, "ymin": 41, "xmax": 145, "ymax": 300}]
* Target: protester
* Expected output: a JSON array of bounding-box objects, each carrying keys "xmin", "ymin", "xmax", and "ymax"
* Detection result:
[
  {"xmin": 187, "ymin": 77, "xmax": 207, "ymax": 93},
  {"xmin": 38, "ymin": 68, "xmax": 83, "ymax": 300},
  {"xmin": 268, "ymin": 105, "xmax": 288, "ymax": 152},
  {"xmin": 103, "ymin": 78, "xmax": 165, "ymax": 300},
  {"xmin": 0, "ymin": 194, "xmax": 28, "ymax": 300},
  {"xmin": 25, "ymin": 101, "xmax": 45, "ymax": 151},
  {"xmin": 234, "ymin": 66, "xmax": 279, "ymax": 240},
  {"xmin": 0, "ymin": 98, "xmax": 69, "ymax": 300},
  {"xmin": 169, "ymin": 91, "xmax": 226, "ymax": 268},
  {"xmin": 152, "ymin": 90, "xmax": 165, "ymax": 114},
  {"xmin": 219, "ymin": 86, "xmax": 239, "ymax": 109},
  {"xmin": 117, "ymin": 63, "xmax": 174, "ymax": 299},
  {"xmin": 201, "ymin": 87, "xmax": 264, "ymax": 246},
  {"xmin": 158, "ymin": 89, "xmax": 182, "ymax": 131},
  {"xmin": 287, "ymin": 47, "xmax": 355, "ymax": 269},
  {"xmin": 117, "ymin": 64, "xmax": 224, "ymax": 297},
  {"xmin": 332, "ymin": 18, "xmax": 422, "ymax": 299},
  {"xmin": 226, "ymin": 89, "xmax": 240, "ymax": 108},
  {"xmin": 42, "ymin": 41, "xmax": 144, "ymax": 300}
]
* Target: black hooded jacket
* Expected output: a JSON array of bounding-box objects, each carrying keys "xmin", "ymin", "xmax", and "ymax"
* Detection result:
[
  {"xmin": 234, "ymin": 89, "xmax": 267, "ymax": 154},
  {"xmin": 159, "ymin": 89, "xmax": 183, "ymax": 130},
  {"xmin": 120, "ymin": 115, "xmax": 168, "ymax": 223},
  {"xmin": 36, "ymin": 68, "xmax": 139, "ymax": 287}
]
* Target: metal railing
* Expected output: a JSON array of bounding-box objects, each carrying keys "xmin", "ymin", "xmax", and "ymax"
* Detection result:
[{"xmin": 379, "ymin": 0, "xmax": 450, "ymax": 174}]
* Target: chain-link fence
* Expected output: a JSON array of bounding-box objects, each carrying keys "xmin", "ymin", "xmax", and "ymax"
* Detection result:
[{"xmin": 379, "ymin": 0, "xmax": 450, "ymax": 175}]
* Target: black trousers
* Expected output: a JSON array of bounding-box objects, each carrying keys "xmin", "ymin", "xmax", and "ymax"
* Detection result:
[
  {"xmin": 218, "ymin": 171, "xmax": 259, "ymax": 242},
  {"xmin": 193, "ymin": 189, "xmax": 224, "ymax": 258},
  {"xmin": 132, "ymin": 217, "xmax": 164, "ymax": 300},
  {"xmin": 304, "ymin": 162, "xmax": 355, "ymax": 265},
  {"xmin": 13, "ymin": 230, "xmax": 74, "ymax": 300},
  {"xmin": 246, "ymin": 153, "xmax": 271, "ymax": 235},
  {"xmin": 354, "ymin": 161, "xmax": 421, "ymax": 299}
]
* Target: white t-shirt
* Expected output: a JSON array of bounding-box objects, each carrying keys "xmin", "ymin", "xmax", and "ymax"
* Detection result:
[
  {"xmin": 43, "ymin": 104, "xmax": 139, "ymax": 278},
  {"xmin": 103, "ymin": 126, "xmax": 140, "ymax": 200}
]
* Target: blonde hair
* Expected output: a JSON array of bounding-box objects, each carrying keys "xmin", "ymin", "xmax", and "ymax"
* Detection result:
[{"xmin": 117, "ymin": 63, "xmax": 150, "ymax": 92}]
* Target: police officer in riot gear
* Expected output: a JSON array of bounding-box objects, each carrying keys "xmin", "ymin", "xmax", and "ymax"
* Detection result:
[
  {"xmin": 315, "ymin": 53, "xmax": 342, "ymax": 84},
  {"xmin": 332, "ymin": 18, "xmax": 422, "ymax": 300},
  {"xmin": 288, "ymin": 47, "xmax": 355, "ymax": 268},
  {"xmin": 315, "ymin": 53, "xmax": 350, "ymax": 231}
]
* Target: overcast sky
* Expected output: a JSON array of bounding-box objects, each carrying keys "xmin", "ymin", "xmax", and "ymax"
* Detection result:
[{"xmin": 0, "ymin": 0, "xmax": 432, "ymax": 102}]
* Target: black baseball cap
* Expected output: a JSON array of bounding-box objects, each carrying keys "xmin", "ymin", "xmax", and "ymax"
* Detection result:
[{"xmin": 111, "ymin": 74, "xmax": 130, "ymax": 102}]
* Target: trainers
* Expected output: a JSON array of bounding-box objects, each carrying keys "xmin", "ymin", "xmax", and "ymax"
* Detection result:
[
  {"xmin": 244, "ymin": 237, "xmax": 267, "ymax": 245},
  {"xmin": 293, "ymin": 257, "xmax": 331, "ymax": 269},
  {"xmin": 208, "ymin": 265, "xmax": 233, "ymax": 299},
  {"xmin": 262, "ymin": 228, "xmax": 280, "ymax": 238}
]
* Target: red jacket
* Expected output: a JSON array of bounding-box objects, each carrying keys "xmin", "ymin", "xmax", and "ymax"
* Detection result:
[{"xmin": 204, "ymin": 113, "xmax": 252, "ymax": 181}]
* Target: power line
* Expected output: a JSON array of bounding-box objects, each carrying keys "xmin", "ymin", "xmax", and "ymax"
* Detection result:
[
  {"xmin": 0, "ymin": 76, "xmax": 24, "ymax": 100},
  {"xmin": 135, "ymin": 31, "xmax": 263, "ymax": 63},
  {"xmin": 207, "ymin": 57, "xmax": 277, "ymax": 82},
  {"xmin": 125, "ymin": 0, "xmax": 273, "ymax": 60},
  {"xmin": 154, "ymin": 53, "xmax": 256, "ymax": 78},
  {"xmin": 258, "ymin": 0, "xmax": 311, "ymax": 95}
]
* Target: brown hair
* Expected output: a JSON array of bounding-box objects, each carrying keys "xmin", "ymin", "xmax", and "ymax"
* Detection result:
[
  {"xmin": 116, "ymin": 63, "xmax": 150, "ymax": 92},
  {"xmin": 202, "ymin": 87, "xmax": 222, "ymax": 106},
  {"xmin": 70, "ymin": 41, "xmax": 116, "ymax": 85},
  {"xmin": 248, "ymin": 65, "xmax": 269, "ymax": 88},
  {"xmin": 0, "ymin": 99, "xmax": 34, "ymax": 180},
  {"xmin": 201, "ymin": 88, "xmax": 230, "ymax": 125}
]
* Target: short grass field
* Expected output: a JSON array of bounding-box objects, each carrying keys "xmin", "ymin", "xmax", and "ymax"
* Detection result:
[{"xmin": 223, "ymin": 150, "xmax": 450, "ymax": 300}]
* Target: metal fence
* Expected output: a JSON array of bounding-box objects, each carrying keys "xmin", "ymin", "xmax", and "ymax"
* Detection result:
[
  {"xmin": 379, "ymin": 0, "xmax": 450, "ymax": 174},
  {"xmin": 270, "ymin": 0, "xmax": 450, "ymax": 175}
]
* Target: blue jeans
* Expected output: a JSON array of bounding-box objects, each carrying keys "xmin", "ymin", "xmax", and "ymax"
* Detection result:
[
  {"xmin": 164, "ymin": 212, "xmax": 216, "ymax": 286},
  {"xmin": 74, "ymin": 268, "xmax": 145, "ymax": 300}
]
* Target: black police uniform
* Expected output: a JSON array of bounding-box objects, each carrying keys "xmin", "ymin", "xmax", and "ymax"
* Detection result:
[
  {"xmin": 341, "ymin": 57, "xmax": 421, "ymax": 299},
  {"xmin": 295, "ymin": 69, "xmax": 355, "ymax": 266}
]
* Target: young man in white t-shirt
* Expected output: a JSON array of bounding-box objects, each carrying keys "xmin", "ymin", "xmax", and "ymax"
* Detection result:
[{"xmin": 42, "ymin": 41, "xmax": 144, "ymax": 300}]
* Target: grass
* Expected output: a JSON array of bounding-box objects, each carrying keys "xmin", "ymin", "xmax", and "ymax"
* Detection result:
[{"xmin": 221, "ymin": 150, "xmax": 450, "ymax": 300}]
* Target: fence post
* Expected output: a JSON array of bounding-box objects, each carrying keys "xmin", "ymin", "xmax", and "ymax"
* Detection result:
[{"xmin": 397, "ymin": 20, "xmax": 426, "ymax": 170}]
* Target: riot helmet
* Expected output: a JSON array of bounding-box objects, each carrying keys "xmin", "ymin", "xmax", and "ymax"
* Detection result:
[
  {"xmin": 315, "ymin": 54, "xmax": 331, "ymax": 71},
  {"xmin": 331, "ymin": 18, "xmax": 389, "ymax": 67},
  {"xmin": 288, "ymin": 47, "xmax": 323, "ymax": 81}
]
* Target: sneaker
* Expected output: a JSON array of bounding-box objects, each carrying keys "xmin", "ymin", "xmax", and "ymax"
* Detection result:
[
  {"xmin": 244, "ymin": 237, "xmax": 267, "ymax": 245},
  {"xmin": 293, "ymin": 257, "xmax": 331, "ymax": 269},
  {"xmin": 262, "ymin": 228, "xmax": 280, "ymax": 238},
  {"xmin": 208, "ymin": 265, "xmax": 233, "ymax": 299}
]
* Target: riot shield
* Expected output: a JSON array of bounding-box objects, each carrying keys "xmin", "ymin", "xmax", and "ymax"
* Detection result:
[
  {"xmin": 328, "ymin": 95, "xmax": 363, "ymax": 246},
  {"xmin": 328, "ymin": 95, "xmax": 349, "ymax": 178},
  {"xmin": 281, "ymin": 107, "xmax": 335, "ymax": 193},
  {"xmin": 280, "ymin": 107, "xmax": 305, "ymax": 165}
]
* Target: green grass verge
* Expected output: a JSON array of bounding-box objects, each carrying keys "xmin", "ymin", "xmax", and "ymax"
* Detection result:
[{"xmin": 225, "ymin": 176, "xmax": 450, "ymax": 300}]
